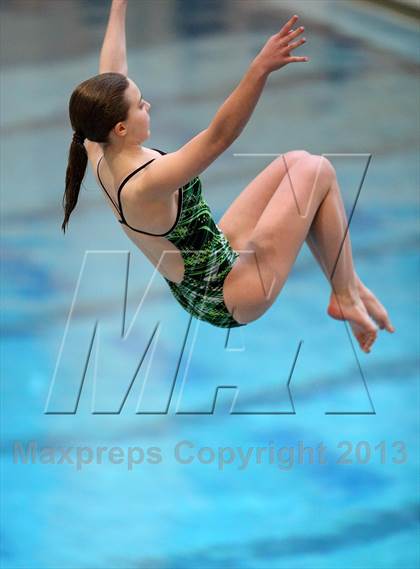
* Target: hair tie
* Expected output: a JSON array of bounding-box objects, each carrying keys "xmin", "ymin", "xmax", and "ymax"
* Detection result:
[{"xmin": 73, "ymin": 131, "xmax": 85, "ymax": 145}]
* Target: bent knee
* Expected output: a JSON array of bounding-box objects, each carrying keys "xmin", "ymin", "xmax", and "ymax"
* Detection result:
[
  {"xmin": 286, "ymin": 149, "xmax": 312, "ymax": 162},
  {"xmin": 281, "ymin": 149, "xmax": 312, "ymax": 169},
  {"xmin": 312, "ymin": 154, "xmax": 337, "ymax": 179},
  {"xmin": 297, "ymin": 155, "xmax": 336, "ymax": 194}
]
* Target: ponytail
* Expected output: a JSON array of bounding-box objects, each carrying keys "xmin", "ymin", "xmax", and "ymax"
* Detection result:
[
  {"xmin": 61, "ymin": 132, "xmax": 87, "ymax": 234},
  {"xmin": 63, "ymin": 72, "xmax": 130, "ymax": 233}
]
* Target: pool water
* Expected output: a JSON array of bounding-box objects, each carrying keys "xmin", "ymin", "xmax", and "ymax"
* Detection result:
[{"xmin": 1, "ymin": 1, "xmax": 418, "ymax": 568}]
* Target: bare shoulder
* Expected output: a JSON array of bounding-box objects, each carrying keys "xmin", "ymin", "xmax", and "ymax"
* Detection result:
[{"xmin": 136, "ymin": 128, "xmax": 228, "ymax": 201}]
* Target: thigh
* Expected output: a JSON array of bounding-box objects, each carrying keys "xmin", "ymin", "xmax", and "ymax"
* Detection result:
[
  {"xmin": 218, "ymin": 150, "xmax": 311, "ymax": 250},
  {"xmin": 223, "ymin": 155, "xmax": 335, "ymax": 324}
]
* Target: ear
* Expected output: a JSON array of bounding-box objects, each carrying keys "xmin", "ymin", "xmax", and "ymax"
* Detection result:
[{"xmin": 113, "ymin": 121, "xmax": 128, "ymax": 138}]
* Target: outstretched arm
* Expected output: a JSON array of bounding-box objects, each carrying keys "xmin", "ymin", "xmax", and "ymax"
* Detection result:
[{"xmin": 99, "ymin": 0, "xmax": 128, "ymax": 75}]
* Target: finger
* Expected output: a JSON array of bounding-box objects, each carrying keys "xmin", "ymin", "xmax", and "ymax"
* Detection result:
[
  {"xmin": 278, "ymin": 14, "xmax": 298, "ymax": 37},
  {"xmin": 281, "ymin": 25, "xmax": 304, "ymax": 43},
  {"xmin": 284, "ymin": 37, "xmax": 306, "ymax": 51},
  {"xmin": 285, "ymin": 56, "xmax": 309, "ymax": 62},
  {"xmin": 286, "ymin": 26, "xmax": 304, "ymax": 37}
]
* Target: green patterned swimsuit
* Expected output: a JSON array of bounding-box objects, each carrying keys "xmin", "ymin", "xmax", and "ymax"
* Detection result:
[{"xmin": 97, "ymin": 148, "xmax": 246, "ymax": 329}]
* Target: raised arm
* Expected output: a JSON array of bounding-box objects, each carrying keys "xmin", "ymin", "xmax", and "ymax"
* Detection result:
[
  {"xmin": 209, "ymin": 15, "xmax": 307, "ymax": 146},
  {"xmin": 136, "ymin": 15, "xmax": 308, "ymax": 200},
  {"xmin": 99, "ymin": 0, "xmax": 128, "ymax": 75}
]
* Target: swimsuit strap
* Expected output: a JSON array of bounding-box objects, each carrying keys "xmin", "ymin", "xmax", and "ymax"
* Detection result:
[
  {"xmin": 96, "ymin": 155, "xmax": 119, "ymax": 214},
  {"xmin": 116, "ymin": 158, "xmax": 157, "ymax": 228},
  {"xmin": 98, "ymin": 148, "xmax": 182, "ymax": 236},
  {"xmin": 118, "ymin": 186, "xmax": 183, "ymax": 236}
]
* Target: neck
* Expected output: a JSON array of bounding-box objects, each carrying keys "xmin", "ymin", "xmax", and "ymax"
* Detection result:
[{"xmin": 101, "ymin": 142, "xmax": 146, "ymax": 163}]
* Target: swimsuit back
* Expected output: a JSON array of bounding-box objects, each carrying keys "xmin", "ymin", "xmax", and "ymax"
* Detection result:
[{"xmin": 97, "ymin": 148, "xmax": 236, "ymax": 285}]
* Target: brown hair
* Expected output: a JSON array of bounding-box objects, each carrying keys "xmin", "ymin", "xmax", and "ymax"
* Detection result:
[{"xmin": 62, "ymin": 72, "xmax": 130, "ymax": 233}]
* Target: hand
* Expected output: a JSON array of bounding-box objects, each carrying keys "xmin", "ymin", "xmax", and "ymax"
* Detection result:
[{"xmin": 254, "ymin": 15, "xmax": 309, "ymax": 74}]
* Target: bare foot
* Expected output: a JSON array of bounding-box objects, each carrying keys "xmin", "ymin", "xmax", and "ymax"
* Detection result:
[
  {"xmin": 327, "ymin": 291, "xmax": 378, "ymax": 353},
  {"xmin": 356, "ymin": 280, "xmax": 395, "ymax": 333}
]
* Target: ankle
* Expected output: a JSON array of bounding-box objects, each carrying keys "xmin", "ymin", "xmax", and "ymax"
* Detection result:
[
  {"xmin": 355, "ymin": 276, "xmax": 370, "ymax": 295},
  {"xmin": 354, "ymin": 273, "xmax": 364, "ymax": 289},
  {"xmin": 330, "ymin": 285, "xmax": 360, "ymax": 304}
]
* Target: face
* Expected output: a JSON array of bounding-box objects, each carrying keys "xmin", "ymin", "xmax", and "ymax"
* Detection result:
[{"xmin": 113, "ymin": 78, "xmax": 152, "ymax": 145}]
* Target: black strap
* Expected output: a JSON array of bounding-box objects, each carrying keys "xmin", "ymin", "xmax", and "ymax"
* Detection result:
[
  {"xmin": 98, "ymin": 148, "xmax": 182, "ymax": 236},
  {"xmin": 118, "ymin": 187, "xmax": 183, "ymax": 236},
  {"xmin": 117, "ymin": 158, "xmax": 156, "ymax": 226},
  {"xmin": 96, "ymin": 156, "xmax": 120, "ymax": 214},
  {"xmin": 97, "ymin": 147, "xmax": 166, "ymax": 223}
]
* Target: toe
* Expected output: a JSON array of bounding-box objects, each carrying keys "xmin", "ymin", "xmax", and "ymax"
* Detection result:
[
  {"xmin": 380, "ymin": 310, "xmax": 395, "ymax": 333},
  {"xmin": 363, "ymin": 332, "xmax": 377, "ymax": 351}
]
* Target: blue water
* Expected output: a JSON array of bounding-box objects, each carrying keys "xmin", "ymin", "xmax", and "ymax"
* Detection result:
[{"xmin": 1, "ymin": 1, "xmax": 419, "ymax": 568}]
